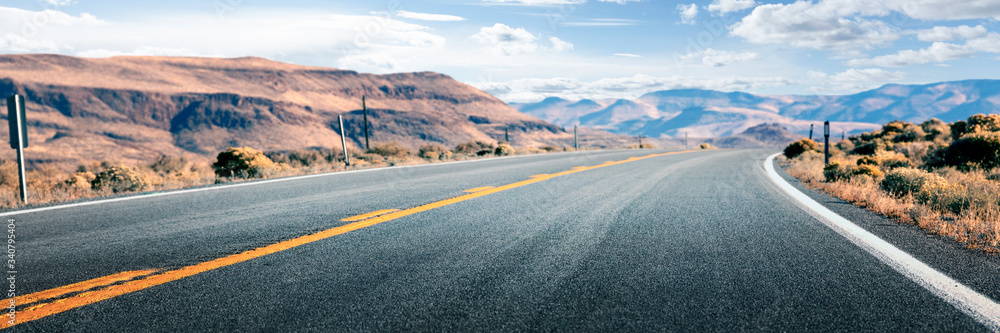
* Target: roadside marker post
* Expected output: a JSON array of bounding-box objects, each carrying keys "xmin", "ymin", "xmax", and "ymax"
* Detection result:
[
  {"xmin": 7, "ymin": 95, "xmax": 28, "ymax": 203},
  {"xmin": 824, "ymin": 121, "xmax": 830, "ymax": 165},
  {"xmin": 339, "ymin": 115, "xmax": 350, "ymax": 167},
  {"xmin": 361, "ymin": 96, "xmax": 370, "ymax": 150},
  {"xmin": 809, "ymin": 124, "xmax": 814, "ymax": 140},
  {"xmin": 573, "ymin": 125, "xmax": 578, "ymax": 150}
]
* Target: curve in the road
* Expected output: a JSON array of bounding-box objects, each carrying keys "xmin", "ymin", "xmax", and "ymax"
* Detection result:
[{"xmin": 765, "ymin": 153, "xmax": 1000, "ymax": 331}]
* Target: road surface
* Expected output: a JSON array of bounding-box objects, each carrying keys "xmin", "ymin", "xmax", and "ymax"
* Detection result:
[{"xmin": 4, "ymin": 149, "xmax": 997, "ymax": 331}]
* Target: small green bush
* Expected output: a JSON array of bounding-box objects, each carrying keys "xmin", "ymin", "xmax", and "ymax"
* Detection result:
[
  {"xmin": 943, "ymin": 132, "xmax": 1000, "ymax": 170},
  {"xmin": 879, "ymin": 168, "xmax": 948, "ymax": 198},
  {"xmin": 91, "ymin": 165, "xmax": 149, "ymax": 193},
  {"xmin": 823, "ymin": 162, "xmax": 854, "ymax": 182},
  {"xmin": 213, "ymin": 147, "xmax": 276, "ymax": 179},
  {"xmin": 495, "ymin": 143, "xmax": 515, "ymax": 156},
  {"xmin": 784, "ymin": 139, "xmax": 818, "ymax": 159}
]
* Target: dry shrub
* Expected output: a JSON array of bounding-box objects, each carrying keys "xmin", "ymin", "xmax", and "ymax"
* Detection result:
[
  {"xmin": 92, "ymin": 165, "xmax": 149, "ymax": 193},
  {"xmin": 539, "ymin": 145, "xmax": 558, "ymax": 152},
  {"xmin": 835, "ymin": 139, "xmax": 855, "ymax": 153},
  {"xmin": 495, "ymin": 143, "xmax": 515, "ymax": 156},
  {"xmin": 698, "ymin": 143, "xmax": 715, "ymax": 149},
  {"xmin": 212, "ymin": 147, "xmax": 277, "ymax": 179},
  {"xmin": 455, "ymin": 141, "xmax": 495, "ymax": 156},
  {"xmin": 289, "ymin": 149, "xmax": 325, "ymax": 167},
  {"xmin": 784, "ymin": 138, "xmax": 818, "ymax": 159},
  {"xmin": 967, "ymin": 114, "xmax": 1000, "ymax": 134},
  {"xmin": 879, "ymin": 168, "xmax": 947, "ymax": 198},
  {"xmin": 418, "ymin": 144, "xmax": 448, "ymax": 160},
  {"xmin": 920, "ymin": 118, "xmax": 951, "ymax": 141},
  {"xmin": 368, "ymin": 142, "xmax": 411, "ymax": 159}
]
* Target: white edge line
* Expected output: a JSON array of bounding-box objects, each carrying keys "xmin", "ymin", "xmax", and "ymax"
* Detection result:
[
  {"xmin": 0, "ymin": 149, "xmax": 650, "ymax": 217},
  {"xmin": 764, "ymin": 153, "xmax": 1000, "ymax": 332}
]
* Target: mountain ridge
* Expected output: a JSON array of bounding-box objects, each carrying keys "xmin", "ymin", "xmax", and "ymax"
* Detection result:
[
  {"xmin": 513, "ymin": 79, "xmax": 1000, "ymax": 138},
  {"xmin": 0, "ymin": 54, "xmax": 570, "ymax": 170}
]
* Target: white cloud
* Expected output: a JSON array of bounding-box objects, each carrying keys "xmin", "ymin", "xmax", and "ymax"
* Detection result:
[
  {"xmin": 561, "ymin": 18, "xmax": 638, "ymax": 27},
  {"xmin": 598, "ymin": 0, "xmax": 643, "ymax": 4},
  {"xmin": 847, "ymin": 42, "xmax": 976, "ymax": 67},
  {"xmin": 677, "ymin": 3, "xmax": 698, "ymax": 25},
  {"xmin": 915, "ymin": 25, "xmax": 988, "ymax": 42},
  {"xmin": 706, "ymin": 0, "xmax": 757, "ymax": 15},
  {"xmin": 470, "ymin": 74, "xmax": 794, "ymax": 102},
  {"xmin": 470, "ymin": 23, "xmax": 538, "ymax": 55},
  {"xmin": 39, "ymin": 0, "xmax": 75, "ymax": 6},
  {"xmin": 0, "ymin": 34, "xmax": 60, "ymax": 53},
  {"xmin": 336, "ymin": 52, "xmax": 401, "ymax": 73},
  {"xmin": 613, "ymin": 53, "xmax": 642, "ymax": 58},
  {"xmin": 396, "ymin": 11, "xmax": 465, "ymax": 22},
  {"xmin": 806, "ymin": 68, "xmax": 905, "ymax": 93},
  {"xmin": 549, "ymin": 37, "xmax": 573, "ymax": 52},
  {"xmin": 481, "ymin": 0, "xmax": 586, "ymax": 5},
  {"xmin": 680, "ymin": 48, "xmax": 760, "ymax": 67},
  {"xmin": 77, "ymin": 46, "xmax": 223, "ymax": 58},
  {"xmin": 887, "ymin": 0, "xmax": 1000, "ymax": 20},
  {"xmin": 730, "ymin": 2, "xmax": 898, "ymax": 51},
  {"xmin": 966, "ymin": 33, "xmax": 1000, "ymax": 53}
]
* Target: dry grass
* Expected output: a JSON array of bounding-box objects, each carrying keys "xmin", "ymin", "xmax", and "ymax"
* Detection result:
[
  {"xmin": 782, "ymin": 154, "xmax": 1000, "ymax": 252},
  {"xmin": 0, "ymin": 140, "xmax": 602, "ymax": 211}
]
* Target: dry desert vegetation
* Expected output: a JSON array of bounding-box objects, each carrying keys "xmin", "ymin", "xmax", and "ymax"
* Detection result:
[
  {"xmin": 781, "ymin": 114, "xmax": 1000, "ymax": 252},
  {"xmin": 0, "ymin": 140, "xmax": 628, "ymax": 210}
]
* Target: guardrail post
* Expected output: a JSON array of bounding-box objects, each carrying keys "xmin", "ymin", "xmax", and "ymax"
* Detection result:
[
  {"xmin": 339, "ymin": 115, "xmax": 350, "ymax": 167},
  {"xmin": 7, "ymin": 95, "xmax": 28, "ymax": 203}
]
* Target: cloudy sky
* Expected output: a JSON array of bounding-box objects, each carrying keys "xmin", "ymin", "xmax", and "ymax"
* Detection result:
[{"xmin": 2, "ymin": 0, "xmax": 1000, "ymax": 102}]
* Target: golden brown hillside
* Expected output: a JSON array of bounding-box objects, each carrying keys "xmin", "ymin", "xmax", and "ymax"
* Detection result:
[{"xmin": 0, "ymin": 54, "xmax": 570, "ymax": 170}]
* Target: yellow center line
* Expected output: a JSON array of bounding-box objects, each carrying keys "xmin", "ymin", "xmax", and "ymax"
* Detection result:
[
  {"xmin": 1, "ymin": 150, "xmax": 696, "ymax": 329},
  {"xmin": 341, "ymin": 209, "xmax": 400, "ymax": 222},
  {"xmin": 463, "ymin": 186, "xmax": 495, "ymax": 193},
  {"xmin": 529, "ymin": 174, "xmax": 550, "ymax": 178},
  {"xmin": 0, "ymin": 269, "xmax": 161, "ymax": 309}
]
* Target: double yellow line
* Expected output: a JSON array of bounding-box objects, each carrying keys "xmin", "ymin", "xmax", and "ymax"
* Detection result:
[{"xmin": 1, "ymin": 150, "xmax": 693, "ymax": 329}]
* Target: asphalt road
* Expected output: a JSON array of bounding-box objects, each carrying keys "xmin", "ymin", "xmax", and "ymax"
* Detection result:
[{"xmin": 6, "ymin": 149, "xmax": 994, "ymax": 331}]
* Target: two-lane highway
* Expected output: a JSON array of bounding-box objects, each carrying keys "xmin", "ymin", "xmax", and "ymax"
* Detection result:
[{"xmin": 6, "ymin": 149, "xmax": 993, "ymax": 331}]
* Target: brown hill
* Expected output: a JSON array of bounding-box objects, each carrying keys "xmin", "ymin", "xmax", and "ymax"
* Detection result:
[
  {"xmin": 703, "ymin": 123, "xmax": 803, "ymax": 149},
  {"xmin": 0, "ymin": 54, "xmax": 569, "ymax": 170}
]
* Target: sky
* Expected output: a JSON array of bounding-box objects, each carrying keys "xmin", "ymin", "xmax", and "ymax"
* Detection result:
[{"xmin": 1, "ymin": 0, "xmax": 1000, "ymax": 103}]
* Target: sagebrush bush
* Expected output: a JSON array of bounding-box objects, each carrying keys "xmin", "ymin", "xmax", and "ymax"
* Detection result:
[
  {"xmin": 418, "ymin": 144, "xmax": 447, "ymax": 160},
  {"xmin": 879, "ymin": 168, "xmax": 948, "ymax": 198},
  {"xmin": 213, "ymin": 147, "xmax": 276, "ymax": 179},
  {"xmin": 855, "ymin": 164, "xmax": 884, "ymax": 179},
  {"xmin": 784, "ymin": 139, "xmax": 818, "ymax": 159},
  {"xmin": 92, "ymin": 165, "xmax": 149, "ymax": 193},
  {"xmin": 967, "ymin": 114, "xmax": 1000, "ymax": 134},
  {"xmin": 920, "ymin": 118, "xmax": 951, "ymax": 141},
  {"xmin": 943, "ymin": 132, "xmax": 1000, "ymax": 170},
  {"xmin": 699, "ymin": 143, "xmax": 715, "ymax": 149},
  {"xmin": 289, "ymin": 149, "xmax": 325, "ymax": 167},
  {"xmin": 150, "ymin": 155, "xmax": 189, "ymax": 174},
  {"xmin": 455, "ymin": 141, "xmax": 495, "ymax": 156},
  {"xmin": 495, "ymin": 143, "xmax": 515, "ymax": 156},
  {"xmin": 823, "ymin": 161, "xmax": 854, "ymax": 182}
]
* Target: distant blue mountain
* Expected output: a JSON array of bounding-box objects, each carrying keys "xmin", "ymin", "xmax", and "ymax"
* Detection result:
[{"xmin": 512, "ymin": 80, "xmax": 1000, "ymax": 138}]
